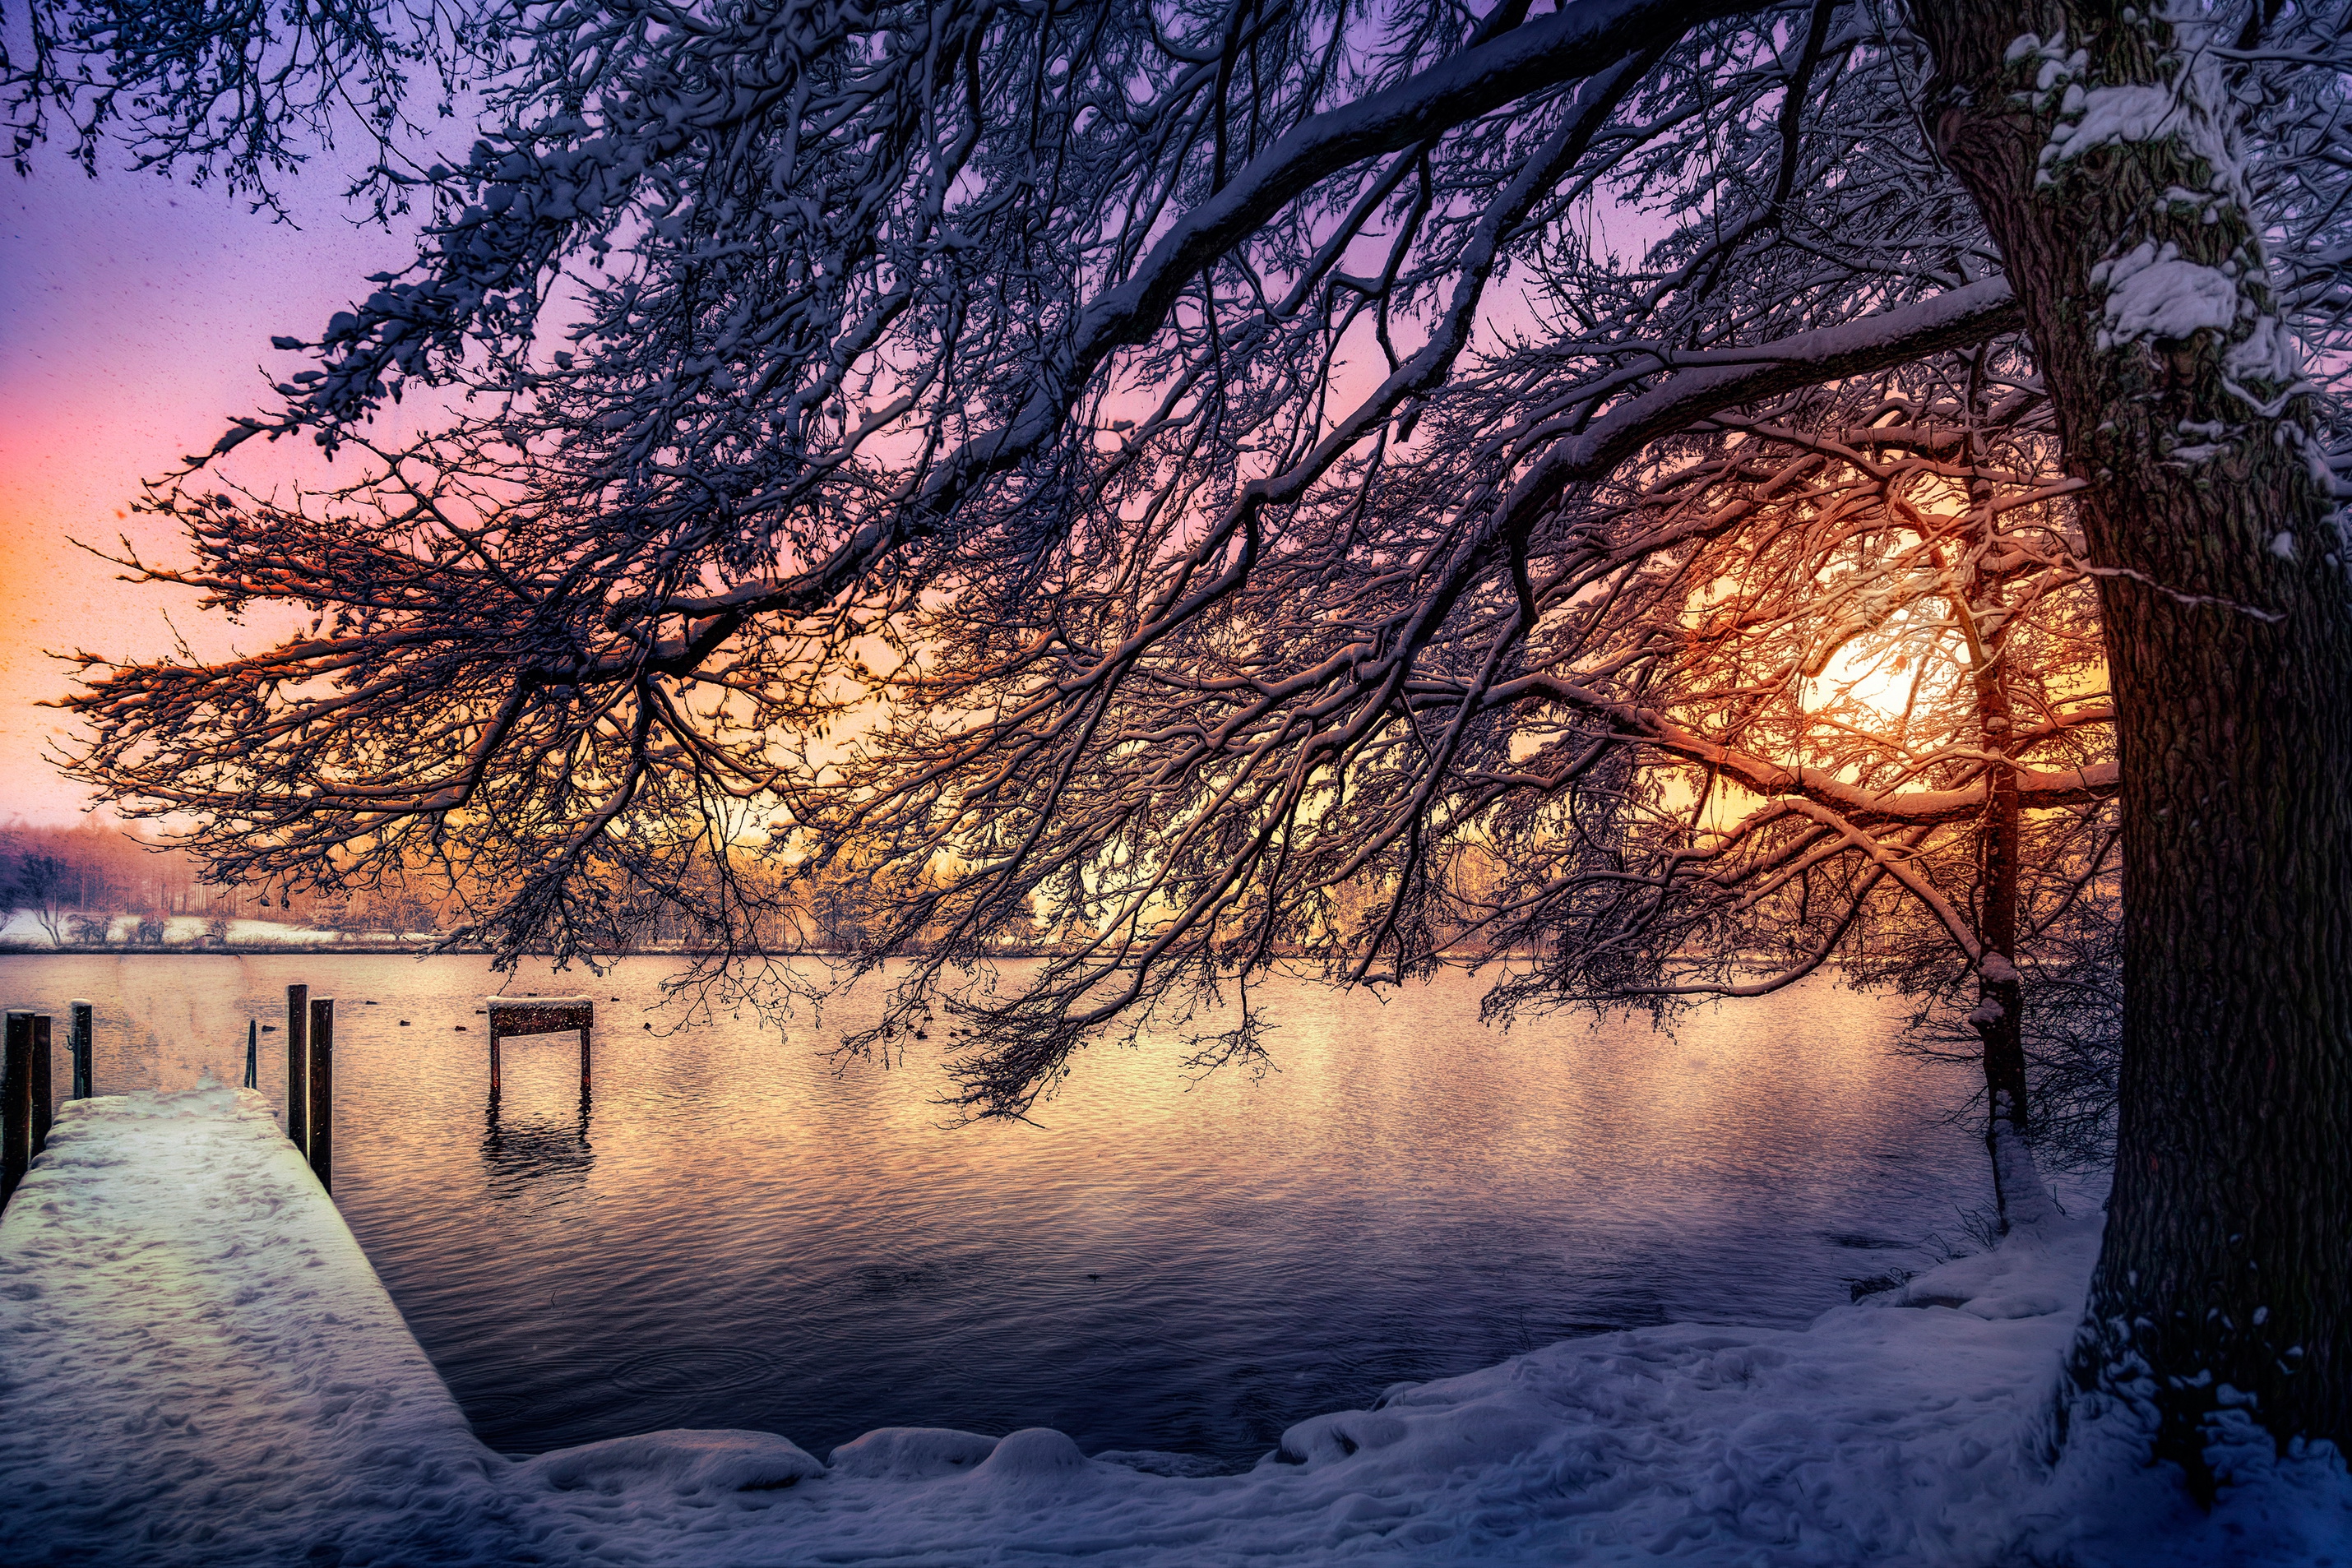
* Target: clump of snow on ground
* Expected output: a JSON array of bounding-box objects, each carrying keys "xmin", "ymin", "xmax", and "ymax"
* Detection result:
[{"xmin": 2, "ymin": 1085, "xmax": 2345, "ymax": 1566}]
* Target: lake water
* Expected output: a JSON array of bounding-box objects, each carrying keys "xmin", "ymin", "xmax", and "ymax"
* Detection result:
[{"xmin": 0, "ymin": 954, "xmax": 1995, "ymax": 1467}]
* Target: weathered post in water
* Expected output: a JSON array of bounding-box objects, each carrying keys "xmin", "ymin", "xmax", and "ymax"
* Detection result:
[
  {"xmin": 484, "ymin": 997, "xmax": 594, "ymax": 1097},
  {"xmin": 2, "ymin": 1012, "xmax": 32, "ymax": 1208},
  {"xmin": 245, "ymin": 1019, "xmax": 258, "ymax": 1089},
  {"xmin": 28, "ymin": 1013, "xmax": 50, "ymax": 1157},
  {"xmin": 285, "ymin": 983, "xmax": 309, "ymax": 1150},
  {"xmin": 308, "ymin": 997, "xmax": 333, "ymax": 1192},
  {"xmin": 69, "ymin": 1001, "xmax": 92, "ymax": 1099}
]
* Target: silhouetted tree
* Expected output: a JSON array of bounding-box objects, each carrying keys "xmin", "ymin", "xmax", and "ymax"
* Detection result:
[
  {"xmin": 5, "ymin": 851, "xmax": 69, "ymax": 944},
  {"xmin": 12, "ymin": 0, "xmax": 2350, "ymax": 1470}
]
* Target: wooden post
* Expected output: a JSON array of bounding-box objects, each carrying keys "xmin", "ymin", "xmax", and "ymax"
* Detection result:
[
  {"xmin": 28, "ymin": 1014, "xmax": 51, "ymax": 1158},
  {"xmin": 2, "ymin": 1013, "xmax": 30, "ymax": 1209},
  {"xmin": 286, "ymin": 983, "xmax": 309, "ymax": 1150},
  {"xmin": 308, "ymin": 997, "xmax": 334, "ymax": 1193},
  {"xmin": 245, "ymin": 1018, "xmax": 258, "ymax": 1089},
  {"xmin": 69, "ymin": 1000, "xmax": 92, "ymax": 1099},
  {"xmin": 484, "ymin": 997, "xmax": 591, "ymax": 1098}
]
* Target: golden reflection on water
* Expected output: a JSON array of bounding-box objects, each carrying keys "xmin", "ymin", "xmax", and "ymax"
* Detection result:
[{"xmin": 0, "ymin": 953, "xmax": 1984, "ymax": 1463}]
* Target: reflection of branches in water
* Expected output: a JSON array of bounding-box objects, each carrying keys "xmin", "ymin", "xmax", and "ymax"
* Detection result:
[{"xmin": 481, "ymin": 1090, "xmax": 594, "ymax": 1196}]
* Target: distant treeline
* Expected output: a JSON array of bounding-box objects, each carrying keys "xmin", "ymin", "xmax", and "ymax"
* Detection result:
[
  {"xmin": 0, "ymin": 818, "xmax": 958, "ymax": 948},
  {"xmin": 0, "ymin": 818, "xmax": 434, "ymax": 936},
  {"xmin": 4, "ymin": 819, "xmax": 208, "ymax": 915}
]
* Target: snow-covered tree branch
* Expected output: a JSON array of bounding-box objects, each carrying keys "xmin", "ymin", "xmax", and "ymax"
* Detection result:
[{"xmin": 16, "ymin": 0, "xmax": 2352, "ymax": 1471}]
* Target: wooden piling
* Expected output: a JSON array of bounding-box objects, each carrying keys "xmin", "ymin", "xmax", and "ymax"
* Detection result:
[
  {"xmin": 308, "ymin": 997, "xmax": 334, "ymax": 1193},
  {"xmin": 286, "ymin": 983, "xmax": 309, "ymax": 1150},
  {"xmin": 28, "ymin": 1014, "xmax": 51, "ymax": 1157},
  {"xmin": 69, "ymin": 1000, "xmax": 92, "ymax": 1099},
  {"xmin": 2, "ymin": 1013, "xmax": 30, "ymax": 1209},
  {"xmin": 484, "ymin": 997, "xmax": 593, "ymax": 1098},
  {"xmin": 245, "ymin": 1018, "xmax": 258, "ymax": 1089}
]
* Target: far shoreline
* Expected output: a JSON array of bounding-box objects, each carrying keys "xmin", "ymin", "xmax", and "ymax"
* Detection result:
[{"xmin": 0, "ymin": 942, "xmax": 1078, "ymax": 960}]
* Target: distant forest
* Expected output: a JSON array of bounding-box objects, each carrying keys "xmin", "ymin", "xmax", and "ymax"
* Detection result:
[
  {"xmin": 0, "ymin": 818, "xmax": 438, "ymax": 938},
  {"xmin": 0, "ymin": 818, "xmax": 1012, "ymax": 950}
]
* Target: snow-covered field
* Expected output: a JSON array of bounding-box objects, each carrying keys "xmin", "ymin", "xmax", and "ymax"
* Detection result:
[
  {"xmin": 1, "ymin": 1085, "xmax": 2344, "ymax": 1566},
  {"xmin": 0, "ymin": 910, "xmax": 397, "ymax": 946}
]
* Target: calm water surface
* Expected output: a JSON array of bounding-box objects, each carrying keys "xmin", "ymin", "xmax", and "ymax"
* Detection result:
[{"xmin": 1, "ymin": 955, "xmax": 1993, "ymax": 1466}]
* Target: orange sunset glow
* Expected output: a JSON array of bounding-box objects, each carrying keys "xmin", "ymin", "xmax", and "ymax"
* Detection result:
[{"xmin": 2, "ymin": 5, "xmax": 2347, "ymax": 1566}]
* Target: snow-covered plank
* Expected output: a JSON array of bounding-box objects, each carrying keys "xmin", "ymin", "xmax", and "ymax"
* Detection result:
[{"xmin": 0, "ymin": 1084, "xmax": 525, "ymax": 1565}]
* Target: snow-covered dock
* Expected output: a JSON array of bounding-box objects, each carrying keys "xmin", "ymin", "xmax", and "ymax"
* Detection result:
[{"xmin": 2, "ymin": 1085, "xmax": 2343, "ymax": 1566}]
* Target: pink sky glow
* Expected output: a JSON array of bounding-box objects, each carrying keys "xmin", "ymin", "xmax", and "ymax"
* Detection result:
[
  {"xmin": 0, "ymin": 136, "xmax": 1641, "ymax": 834},
  {"xmin": 0, "ymin": 162, "xmax": 423, "ymax": 825}
]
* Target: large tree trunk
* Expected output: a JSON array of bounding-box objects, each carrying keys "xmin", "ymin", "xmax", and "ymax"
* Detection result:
[{"xmin": 1916, "ymin": 0, "xmax": 2352, "ymax": 1475}]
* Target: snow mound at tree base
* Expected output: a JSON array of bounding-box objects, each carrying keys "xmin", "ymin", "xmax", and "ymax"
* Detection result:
[{"xmin": 2, "ymin": 1085, "xmax": 2344, "ymax": 1566}]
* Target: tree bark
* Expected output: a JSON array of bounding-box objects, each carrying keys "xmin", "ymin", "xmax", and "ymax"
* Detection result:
[
  {"xmin": 1970, "ymin": 646, "xmax": 2039, "ymax": 1223},
  {"xmin": 1917, "ymin": 0, "xmax": 2352, "ymax": 1475},
  {"xmin": 1958, "ymin": 499, "xmax": 2032, "ymax": 1138},
  {"xmin": 1952, "ymin": 493, "xmax": 2041, "ymax": 1226}
]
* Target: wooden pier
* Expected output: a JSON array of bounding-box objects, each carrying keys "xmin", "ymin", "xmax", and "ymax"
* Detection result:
[{"xmin": 1, "ymin": 984, "xmax": 592, "ymax": 1211}]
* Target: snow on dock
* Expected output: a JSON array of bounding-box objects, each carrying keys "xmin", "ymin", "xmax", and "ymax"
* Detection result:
[{"xmin": 2, "ymin": 1085, "xmax": 2345, "ymax": 1566}]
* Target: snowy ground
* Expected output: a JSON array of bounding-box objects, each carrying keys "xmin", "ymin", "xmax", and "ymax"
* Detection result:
[
  {"xmin": 2, "ymin": 1086, "xmax": 2345, "ymax": 1566},
  {"xmin": 0, "ymin": 910, "xmax": 400, "ymax": 946}
]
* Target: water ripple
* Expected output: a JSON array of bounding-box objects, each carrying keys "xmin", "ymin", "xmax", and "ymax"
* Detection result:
[
  {"xmin": 610, "ymin": 1344, "xmax": 787, "ymax": 1399},
  {"xmin": 0, "ymin": 954, "xmax": 1998, "ymax": 1468}
]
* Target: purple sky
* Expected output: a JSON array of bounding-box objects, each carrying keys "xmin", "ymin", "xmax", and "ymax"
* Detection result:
[
  {"xmin": 0, "ymin": 156, "xmax": 422, "ymax": 823},
  {"xmin": 0, "ymin": 88, "xmax": 1649, "ymax": 834}
]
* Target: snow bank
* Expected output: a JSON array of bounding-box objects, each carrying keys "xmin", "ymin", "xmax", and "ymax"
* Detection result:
[
  {"xmin": 222, "ymin": 917, "xmax": 353, "ymax": 945},
  {"xmin": 0, "ymin": 910, "xmax": 354, "ymax": 946},
  {"xmin": 2, "ymin": 1086, "xmax": 2345, "ymax": 1566},
  {"xmin": 0, "ymin": 908, "xmax": 63, "ymax": 945}
]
